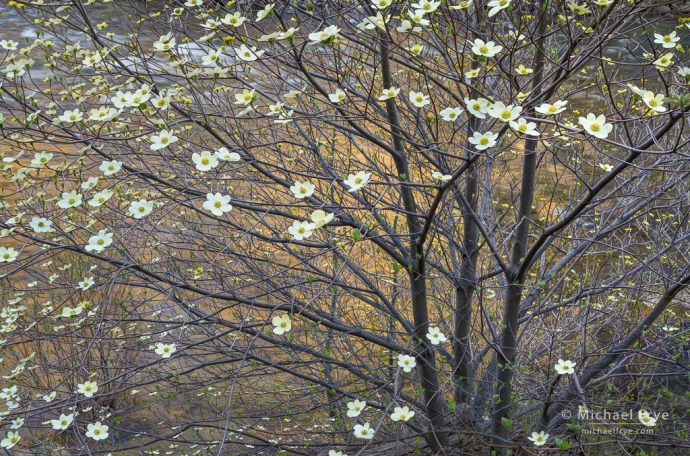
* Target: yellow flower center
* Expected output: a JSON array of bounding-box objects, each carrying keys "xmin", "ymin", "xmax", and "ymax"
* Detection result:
[
  {"xmin": 663, "ymin": 35, "xmax": 672, "ymax": 42},
  {"xmin": 548, "ymin": 105, "xmax": 558, "ymax": 112},
  {"xmin": 590, "ymin": 123, "xmax": 600, "ymax": 132},
  {"xmin": 354, "ymin": 178, "xmax": 362, "ymax": 184},
  {"xmin": 69, "ymin": 114, "xmax": 76, "ymax": 121},
  {"xmin": 518, "ymin": 124, "xmax": 527, "ymax": 132},
  {"xmin": 480, "ymin": 137, "xmax": 489, "ymax": 145},
  {"xmin": 214, "ymin": 201, "xmax": 222, "ymax": 208},
  {"xmin": 501, "ymin": 109, "xmax": 512, "ymax": 119},
  {"xmin": 68, "ymin": 198, "xmax": 76, "ymax": 204},
  {"xmin": 161, "ymin": 137, "xmax": 169, "ymax": 144},
  {"xmin": 97, "ymin": 239, "xmax": 104, "ymax": 245},
  {"xmin": 479, "ymin": 45, "xmax": 489, "ymax": 54},
  {"xmin": 201, "ymin": 158, "xmax": 209, "ymax": 165}
]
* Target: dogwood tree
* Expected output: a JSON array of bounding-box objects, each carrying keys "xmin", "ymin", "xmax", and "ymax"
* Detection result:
[{"xmin": 1, "ymin": 0, "xmax": 690, "ymax": 454}]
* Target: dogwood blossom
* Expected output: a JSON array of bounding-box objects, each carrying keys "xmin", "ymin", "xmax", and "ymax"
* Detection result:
[
  {"xmin": 288, "ymin": 221, "xmax": 316, "ymax": 240},
  {"xmin": 527, "ymin": 431, "xmax": 549, "ymax": 446},
  {"xmin": 216, "ymin": 147, "xmax": 241, "ymax": 162},
  {"xmin": 555, "ymin": 359, "xmax": 576, "ymax": 375},
  {"xmin": 329, "ymin": 89, "xmax": 347, "ymax": 103},
  {"xmin": 311, "ymin": 210, "xmax": 334, "ymax": 228},
  {"xmin": 579, "ymin": 113, "xmax": 613, "ymax": 139},
  {"xmin": 390, "ymin": 406, "xmax": 415, "ymax": 422},
  {"xmin": 272, "ymin": 314, "xmax": 292, "ymax": 335},
  {"xmin": 471, "ymin": 39, "xmax": 502, "ymax": 58},
  {"xmin": 57, "ymin": 109, "xmax": 83, "ymax": 124},
  {"xmin": 378, "ymin": 87, "xmax": 400, "ymax": 100},
  {"xmin": 85, "ymin": 422, "xmax": 109, "ymax": 441},
  {"xmin": 426, "ymin": 327, "xmax": 447, "ymax": 345},
  {"xmin": 99, "ymin": 160, "xmax": 122, "ymax": 176},
  {"xmin": 29, "ymin": 217, "xmax": 52, "ymax": 233},
  {"xmin": 51, "ymin": 413, "xmax": 74, "ymax": 430},
  {"xmin": 192, "ymin": 151, "xmax": 219, "ymax": 171},
  {"xmin": 468, "ymin": 131, "xmax": 498, "ymax": 150},
  {"xmin": 638, "ymin": 410, "xmax": 657, "ymax": 427},
  {"xmin": 450, "ymin": 0, "xmax": 473, "ymax": 10},
  {"xmin": 77, "ymin": 276, "xmax": 94, "ymax": 290},
  {"xmin": 409, "ymin": 91, "xmax": 430, "ymax": 107},
  {"xmin": 510, "ymin": 118, "xmax": 539, "ymax": 136},
  {"xmin": 643, "ymin": 91, "xmax": 666, "ymax": 112},
  {"xmin": 129, "ymin": 200, "xmax": 154, "ymax": 219},
  {"xmin": 81, "ymin": 177, "xmax": 99, "ymax": 190},
  {"xmin": 432, "ymin": 171, "xmax": 452, "ymax": 182},
  {"xmin": 0, "ymin": 432, "xmax": 20, "ymax": 449},
  {"xmin": 440, "ymin": 107, "xmax": 463, "ymax": 121},
  {"xmin": 290, "ymin": 181, "xmax": 315, "ymax": 199},
  {"xmin": 85, "ymin": 230, "xmax": 113, "ymax": 253},
  {"xmin": 155, "ymin": 343, "xmax": 177, "ymax": 358},
  {"xmin": 0, "ymin": 246, "xmax": 18, "ymax": 263},
  {"xmin": 203, "ymin": 193, "xmax": 232, "ymax": 216},
  {"xmin": 88, "ymin": 190, "xmax": 113, "ymax": 207},
  {"xmin": 77, "ymin": 381, "xmax": 99, "ymax": 397},
  {"xmin": 256, "ymin": 4, "xmax": 274, "ymax": 21},
  {"xmin": 411, "ymin": 0, "xmax": 440, "ymax": 12},
  {"xmin": 653, "ymin": 52, "xmax": 674, "ymax": 69},
  {"xmin": 150, "ymin": 130, "xmax": 178, "ymax": 151},
  {"xmin": 654, "ymin": 31, "xmax": 680, "ymax": 49},
  {"xmin": 535, "ymin": 100, "xmax": 568, "ymax": 115},
  {"xmin": 488, "ymin": 102, "xmax": 522, "ymax": 122},
  {"xmin": 57, "ymin": 191, "xmax": 83, "ymax": 209},
  {"xmin": 465, "ymin": 98, "xmax": 491, "ymax": 118},
  {"xmin": 346, "ymin": 400, "xmax": 366, "ymax": 417},
  {"xmin": 343, "ymin": 172, "xmax": 371, "ymax": 192},
  {"xmin": 487, "ymin": 0, "xmax": 512, "ymax": 16},
  {"xmin": 31, "ymin": 151, "xmax": 53, "ymax": 167},
  {"xmin": 202, "ymin": 49, "xmax": 223, "ymax": 66},
  {"xmin": 353, "ymin": 423, "xmax": 374, "ymax": 439},
  {"xmin": 397, "ymin": 354, "xmax": 416, "ymax": 372},
  {"xmin": 221, "ymin": 12, "xmax": 247, "ymax": 27},
  {"xmin": 372, "ymin": 0, "xmax": 393, "ymax": 9},
  {"xmin": 235, "ymin": 44, "xmax": 264, "ymax": 62},
  {"xmin": 309, "ymin": 25, "xmax": 341, "ymax": 45}
]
